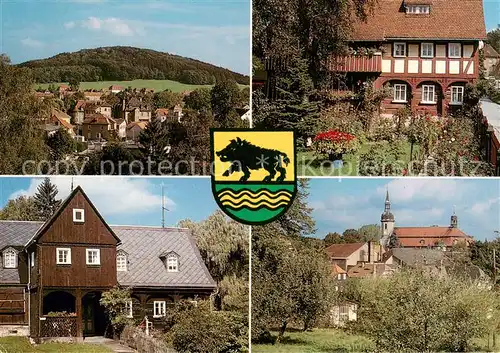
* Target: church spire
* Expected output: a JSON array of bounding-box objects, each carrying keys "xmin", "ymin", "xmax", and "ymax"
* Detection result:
[
  {"xmin": 385, "ymin": 189, "xmax": 390, "ymax": 211},
  {"xmin": 450, "ymin": 206, "xmax": 458, "ymax": 228}
]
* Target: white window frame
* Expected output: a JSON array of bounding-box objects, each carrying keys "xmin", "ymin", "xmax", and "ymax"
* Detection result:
[
  {"xmin": 422, "ymin": 85, "xmax": 436, "ymax": 104},
  {"xmin": 393, "ymin": 42, "xmax": 407, "ymax": 57},
  {"xmin": 448, "ymin": 43, "xmax": 462, "ymax": 58},
  {"xmin": 407, "ymin": 5, "xmax": 430, "ymax": 14},
  {"xmin": 393, "ymin": 84, "xmax": 408, "ymax": 103},
  {"xmin": 31, "ymin": 252, "xmax": 35, "ymax": 268},
  {"xmin": 125, "ymin": 300, "xmax": 133, "ymax": 318},
  {"xmin": 117, "ymin": 252, "xmax": 127, "ymax": 272},
  {"xmin": 86, "ymin": 248, "xmax": 101, "ymax": 265},
  {"xmin": 56, "ymin": 248, "xmax": 71, "ymax": 265},
  {"xmin": 450, "ymin": 86, "xmax": 464, "ymax": 105},
  {"xmin": 153, "ymin": 301, "xmax": 166, "ymax": 318},
  {"xmin": 3, "ymin": 249, "xmax": 17, "ymax": 269},
  {"xmin": 167, "ymin": 254, "xmax": 178, "ymax": 272},
  {"xmin": 421, "ymin": 43, "xmax": 434, "ymax": 58},
  {"xmin": 73, "ymin": 208, "xmax": 85, "ymax": 223}
]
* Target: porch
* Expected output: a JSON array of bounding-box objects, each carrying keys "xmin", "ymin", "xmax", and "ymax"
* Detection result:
[{"xmin": 33, "ymin": 288, "xmax": 110, "ymax": 342}]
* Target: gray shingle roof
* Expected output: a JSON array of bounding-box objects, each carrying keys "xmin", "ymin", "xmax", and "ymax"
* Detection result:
[
  {"xmin": 0, "ymin": 221, "xmax": 43, "ymax": 284},
  {"xmin": 0, "ymin": 221, "xmax": 215, "ymax": 289},
  {"xmin": 114, "ymin": 226, "xmax": 215, "ymax": 289}
]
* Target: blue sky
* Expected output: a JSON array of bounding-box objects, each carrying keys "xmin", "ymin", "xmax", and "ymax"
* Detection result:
[
  {"xmin": 0, "ymin": 177, "xmax": 219, "ymax": 226},
  {"xmin": 307, "ymin": 178, "xmax": 500, "ymax": 242},
  {"xmin": 0, "ymin": 0, "xmax": 250, "ymax": 74},
  {"xmin": 485, "ymin": 0, "xmax": 500, "ymax": 31}
]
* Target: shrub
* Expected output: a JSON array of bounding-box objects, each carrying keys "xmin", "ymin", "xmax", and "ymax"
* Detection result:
[
  {"xmin": 359, "ymin": 140, "xmax": 407, "ymax": 176},
  {"xmin": 100, "ymin": 286, "xmax": 134, "ymax": 337},
  {"xmin": 167, "ymin": 301, "xmax": 248, "ymax": 353}
]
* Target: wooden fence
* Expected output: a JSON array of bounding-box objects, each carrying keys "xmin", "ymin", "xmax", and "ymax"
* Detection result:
[{"xmin": 40, "ymin": 316, "xmax": 77, "ymax": 337}]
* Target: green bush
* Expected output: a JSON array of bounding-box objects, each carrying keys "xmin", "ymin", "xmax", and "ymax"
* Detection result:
[
  {"xmin": 167, "ymin": 301, "xmax": 248, "ymax": 353},
  {"xmin": 358, "ymin": 140, "xmax": 407, "ymax": 176}
]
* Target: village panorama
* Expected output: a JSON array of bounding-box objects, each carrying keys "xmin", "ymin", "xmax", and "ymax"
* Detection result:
[
  {"xmin": 252, "ymin": 178, "xmax": 500, "ymax": 353},
  {"xmin": 0, "ymin": 46, "xmax": 250, "ymax": 176}
]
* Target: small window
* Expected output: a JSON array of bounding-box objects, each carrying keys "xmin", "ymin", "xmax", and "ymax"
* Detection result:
[
  {"xmin": 337, "ymin": 274, "xmax": 342, "ymax": 280},
  {"xmin": 449, "ymin": 43, "xmax": 461, "ymax": 58},
  {"xmin": 31, "ymin": 252, "xmax": 35, "ymax": 268},
  {"xmin": 57, "ymin": 248, "xmax": 71, "ymax": 265},
  {"xmin": 393, "ymin": 42, "xmax": 406, "ymax": 57},
  {"xmin": 407, "ymin": 5, "xmax": 430, "ymax": 14},
  {"xmin": 153, "ymin": 301, "xmax": 166, "ymax": 317},
  {"xmin": 451, "ymin": 86, "xmax": 464, "ymax": 105},
  {"xmin": 125, "ymin": 300, "xmax": 133, "ymax": 318},
  {"xmin": 3, "ymin": 249, "xmax": 17, "ymax": 269},
  {"xmin": 86, "ymin": 249, "xmax": 101, "ymax": 265},
  {"xmin": 422, "ymin": 85, "xmax": 436, "ymax": 103},
  {"xmin": 73, "ymin": 208, "xmax": 85, "ymax": 223},
  {"xmin": 167, "ymin": 254, "xmax": 178, "ymax": 272},
  {"xmin": 421, "ymin": 43, "xmax": 434, "ymax": 58},
  {"xmin": 117, "ymin": 252, "xmax": 127, "ymax": 272},
  {"xmin": 393, "ymin": 84, "xmax": 407, "ymax": 103}
]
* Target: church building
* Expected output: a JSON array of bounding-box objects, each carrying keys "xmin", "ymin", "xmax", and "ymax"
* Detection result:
[{"xmin": 379, "ymin": 191, "xmax": 473, "ymax": 249}]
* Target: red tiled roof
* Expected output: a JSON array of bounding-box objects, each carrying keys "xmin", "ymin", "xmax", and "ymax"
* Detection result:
[
  {"xmin": 51, "ymin": 109, "xmax": 74, "ymax": 130},
  {"xmin": 83, "ymin": 114, "xmax": 111, "ymax": 125},
  {"xmin": 351, "ymin": 0, "xmax": 486, "ymax": 41},
  {"xmin": 332, "ymin": 264, "xmax": 347, "ymax": 275},
  {"xmin": 74, "ymin": 100, "xmax": 86, "ymax": 111},
  {"xmin": 394, "ymin": 227, "xmax": 473, "ymax": 247},
  {"xmin": 110, "ymin": 85, "xmax": 124, "ymax": 90},
  {"xmin": 156, "ymin": 108, "xmax": 169, "ymax": 116},
  {"xmin": 325, "ymin": 242, "xmax": 365, "ymax": 258},
  {"xmin": 485, "ymin": 44, "xmax": 500, "ymax": 58}
]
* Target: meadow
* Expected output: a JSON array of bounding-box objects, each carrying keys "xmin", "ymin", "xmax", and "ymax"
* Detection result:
[
  {"xmin": 0, "ymin": 336, "xmax": 112, "ymax": 353},
  {"xmin": 35, "ymin": 79, "xmax": 214, "ymax": 93}
]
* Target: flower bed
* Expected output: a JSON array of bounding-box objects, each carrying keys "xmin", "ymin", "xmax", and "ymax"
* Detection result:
[{"xmin": 314, "ymin": 130, "xmax": 359, "ymax": 160}]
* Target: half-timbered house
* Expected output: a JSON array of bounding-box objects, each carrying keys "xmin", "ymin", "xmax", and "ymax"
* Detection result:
[{"xmin": 0, "ymin": 186, "xmax": 215, "ymax": 342}]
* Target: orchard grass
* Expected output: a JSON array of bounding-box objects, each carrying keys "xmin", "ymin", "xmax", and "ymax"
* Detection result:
[
  {"xmin": 298, "ymin": 141, "xmax": 418, "ymax": 176},
  {"xmin": 35, "ymin": 79, "xmax": 248, "ymax": 93},
  {"xmin": 0, "ymin": 336, "xmax": 113, "ymax": 353},
  {"xmin": 252, "ymin": 328, "xmax": 374, "ymax": 353}
]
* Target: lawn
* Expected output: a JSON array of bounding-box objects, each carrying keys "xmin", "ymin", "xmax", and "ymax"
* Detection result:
[
  {"xmin": 298, "ymin": 141, "xmax": 418, "ymax": 176},
  {"xmin": 35, "ymin": 79, "xmax": 248, "ymax": 93},
  {"xmin": 0, "ymin": 336, "xmax": 112, "ymax": 353},
  {"xmin": 252, "ymin": 329, "xmax": 374, "ymax": 353}
]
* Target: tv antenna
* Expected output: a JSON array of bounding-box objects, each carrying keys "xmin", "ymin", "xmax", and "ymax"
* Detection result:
[{"xmin": 161, "ymin": 184, "xmax": 170, "ymax": 228}]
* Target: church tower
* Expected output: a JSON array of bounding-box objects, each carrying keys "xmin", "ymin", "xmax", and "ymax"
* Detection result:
[
  {"xmin": 450, "ymin": 207, "xmax": 458, "ymax": 228},
  {"xmin": 380, "ymin": 190, "xmax": 395, "ymax": 247}
]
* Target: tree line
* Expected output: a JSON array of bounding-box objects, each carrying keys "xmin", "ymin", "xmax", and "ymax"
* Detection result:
[{"xmin": 17, "ymin": 46, "xmax": 249, "ymax": 85}]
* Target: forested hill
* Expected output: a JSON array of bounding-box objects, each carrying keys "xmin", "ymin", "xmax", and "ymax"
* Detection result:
[{"xmin": 16, "ymin": 46, "xmax": 249, "ymax": 85}]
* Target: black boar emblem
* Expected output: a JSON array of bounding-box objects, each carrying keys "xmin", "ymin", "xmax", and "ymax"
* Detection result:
[{"xmin": 216, "ymin": 137, "xmax": 290, "ymax": 182}]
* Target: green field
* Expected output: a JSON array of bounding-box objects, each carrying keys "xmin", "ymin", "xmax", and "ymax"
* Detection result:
[
  {"xmin": 252, "ymin": 329, "xmax": 374, "ymax": 353},
  {"xmin": 35, "ymin": 79, "xmax": 218, "ymax": 93},
  {"xmin": 0, "ymin": 336, "xmax": 112, "ymax": 353},
  {"xmin": 298, "ymin": 141, "xmax": 418, "ymax": 176}
]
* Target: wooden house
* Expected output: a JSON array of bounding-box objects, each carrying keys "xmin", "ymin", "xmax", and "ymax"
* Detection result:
[{"xmin": 0, "ymin": 187, "xmax": 215, "ymax": 342}]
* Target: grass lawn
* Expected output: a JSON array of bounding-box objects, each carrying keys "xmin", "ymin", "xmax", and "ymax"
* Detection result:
[
  {"xmin": 0, "ymin": 336, "xmax": 113, "ymax": 353},
  {"xmin": 298, "ymin": 141, "xmax": 418, "ymax": 176},
  {"xmin": 252, "ymin": 329, "xmax": 374, "ymax": 353},
  {"xmin": 35, "ymin": 79, "xmax": 248, "ymax": 93}
]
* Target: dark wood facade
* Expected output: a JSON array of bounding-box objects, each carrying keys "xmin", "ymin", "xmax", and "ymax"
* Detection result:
[{"xmin": 24, "ymin": 188, "xmax": 120, "ymax": 341}]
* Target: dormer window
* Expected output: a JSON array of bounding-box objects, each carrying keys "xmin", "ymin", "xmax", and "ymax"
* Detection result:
[
  {"xmin": 3, "ymin": 248, "xmax": 17, "ymax": 269},
  {"xmin": 406, "ymin": 5, "xmax": 430, "ymax": 14},
  {"xmin": 167, "ymin": 254, "xmax": 178, "ymax": 272},
  {"xmin": 160, "ymin": 251, "xmax": 179, "ymax": 272},
  {"xmin": 73, "ymin": 208, "xmax": 85, "ymax": 223},
  {"xmin": 117, "ymin": 251, "xmax": 128, "ymax": 272}
]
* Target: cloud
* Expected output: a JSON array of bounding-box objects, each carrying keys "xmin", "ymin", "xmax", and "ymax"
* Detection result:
[
  {"xmin": 470, "ymin": 197, "xmax": 500, "ymax": 215},
  {"xmin": 10, "ymin": 177, "xmax": 174, "ymax": 217},
  {"xmin": 21, "ymin": 37, "xmax": 44, "ymax": 48},
  {"xmin": 376, "ymin": 179, "xmax": 462, "ymax": 203},
  {"xmin": 64, "ymin": 22, "xmax": 76, "ymax": 29},
  {"xmin": 80, "ymin": 17, "xmax": 136, "ymax": 36}
]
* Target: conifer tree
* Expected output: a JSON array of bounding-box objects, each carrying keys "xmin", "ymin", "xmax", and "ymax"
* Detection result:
[
  {"xmin": 33, "ymin": 178, "xmax": 62, "ymax": 220},
  {"xmin": 138, "ymin": 118, "xmax": 169, "ymax": 172}
]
